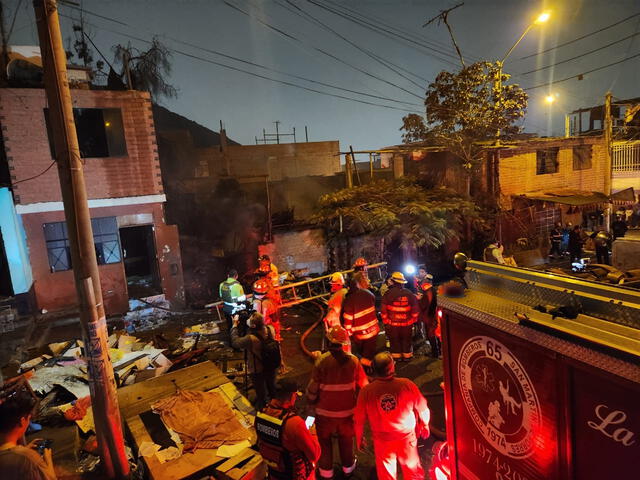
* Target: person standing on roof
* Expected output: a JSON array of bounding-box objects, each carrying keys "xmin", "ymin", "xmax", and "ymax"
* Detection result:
[
  {"xmin": 219, "ymin": 269, "xmax": 246, "ymax": 336},
  {"xmin": 306, "ymin": 326, "xmax": 368, "ymax": 480},
  {"xmin": 324, "ymin": 273, "xmax": 348, "ymax": 331},
  {"xmin": 256, "ymin": 379, "xmax": 321, "ymax": 480},
  {"xmin": 341, "ymin": 272, "xmax": 380, "ymax": 371},
  {"xmin": 354, "ymin": 352, "xmax": 430, "ymax": 480},
  {"xmin": 381, "ymin": 272, "xmax": 419, "ymax": 362}
]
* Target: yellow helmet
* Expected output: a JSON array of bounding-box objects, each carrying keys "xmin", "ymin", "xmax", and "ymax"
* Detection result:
[
  {"xmin": 390, "ymin": 271, "xmax": 408, "ymax": 284},
  {"xmin": 330, "ymin": 272, "xmax": 345, "ymax": 285}
]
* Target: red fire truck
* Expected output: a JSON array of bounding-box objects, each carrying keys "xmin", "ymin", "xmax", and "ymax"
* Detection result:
[{"xmin": 433, "ymin": 260, "xmax": 640, "ymax": 480}]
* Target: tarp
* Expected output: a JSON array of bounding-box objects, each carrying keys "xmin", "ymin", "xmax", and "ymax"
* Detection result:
[
  {"xmin": 611, "ymin": 187, "xmax": 636, "ymax": 204},
  {"xmin": 521, "ymin": 190, "xmax": 609, "ymax": 206}
]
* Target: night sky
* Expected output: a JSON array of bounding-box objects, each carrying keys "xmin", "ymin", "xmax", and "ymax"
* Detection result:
[{"xmin": 9, "ymin": 0, "xmax": 640, "ymax": 150}]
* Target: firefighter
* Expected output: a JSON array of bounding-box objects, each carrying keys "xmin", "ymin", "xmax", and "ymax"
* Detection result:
[
  {"xmin": 306, "ymin": 326, "xmax": 368, "ymax": 480},
  {"xmin": 256, "ymin": 379, "xmax": 321, "ymax": 480},
  {"xmin": 219, "ymin": 269, "xmax": 246, "ymax": 336},
  {"xmin": 253, "ymin": 278, "xmax": 282, "ymax": 341},
  {"xmin": 341, "ymin": 272, "xmax": 380, "ymax": 370},
  {"xmin": 324, "ymin": 273, "xmax": 347, "ymax": 331},
  {"xmin": 418, "ymin": 277, "xmax": 440, "ymax": 358},
  {"xmin": 352, "ymin": 257, "xmax": 368, "ymax": 273},
  {"xmin": 354, "ymin": 352, "xmax": 430, "ymax": 480},
  {"xmin": 381, "ymin": 272, "xmax": 419, "ymax": 362}
]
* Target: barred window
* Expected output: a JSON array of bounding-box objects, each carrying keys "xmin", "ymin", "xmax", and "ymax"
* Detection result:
[{"xmin": 43, "ymin": 217, "xmax": 121, "ymax": 272}]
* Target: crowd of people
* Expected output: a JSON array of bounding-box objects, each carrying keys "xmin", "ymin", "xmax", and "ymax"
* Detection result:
[{"xmin": 220, "ymin": 256, "xmax": 438, "ymax": 479}]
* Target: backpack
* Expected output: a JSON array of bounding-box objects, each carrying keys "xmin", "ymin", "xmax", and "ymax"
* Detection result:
[{"xmin": 256, "ymin": 328, "xmax": 281, "ymax": 372}]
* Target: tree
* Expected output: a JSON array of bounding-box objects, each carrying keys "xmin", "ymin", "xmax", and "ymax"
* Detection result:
[
  {"xmin": 312, "ymin": 178, "xmax": 485, "ymax": 252},
  {"xmin": 113, "ymin": 38, "xmax": 177, "ymax": 100},
  {"xmin": 400, "ymin": 61, "xmax": 527, "ymax": 169}
]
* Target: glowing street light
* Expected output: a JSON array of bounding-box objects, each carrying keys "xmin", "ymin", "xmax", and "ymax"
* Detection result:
[
  {"xmin": 535, "ymin": 11, "xmax": 551, "ymax": 24},
  {"xmin": 545, "ymin": 93, "xmax": 558, "ymax": 104},
  {"xmin": 495, "ymin": 10, "xmax": 552, "ymax": 144}
]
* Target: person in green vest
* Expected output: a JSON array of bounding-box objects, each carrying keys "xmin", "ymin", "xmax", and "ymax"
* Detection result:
[{"xmin": 219, "ymin": 269, "xmax": 246, "ymax": 337}]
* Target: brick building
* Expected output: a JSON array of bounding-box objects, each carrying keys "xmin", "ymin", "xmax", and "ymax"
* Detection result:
[{"xmin": 0, "ymin": 88, "xmax": 184, "ymax": 314}]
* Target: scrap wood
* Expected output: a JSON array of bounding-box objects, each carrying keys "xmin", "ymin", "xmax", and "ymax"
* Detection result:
[{"xmin": 167, "ymin": 348, "xmax": 208, "ymax": 371}]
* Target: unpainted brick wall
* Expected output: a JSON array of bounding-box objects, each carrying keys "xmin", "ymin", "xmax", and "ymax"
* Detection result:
[
  {"xmin": 499, "ymin": 138, "xmax": 607, "ymax": 209},
  {"xmin": 0, "ymin": 88, "xmax": 163, "ymax": 205},
  {"xmin": 209, "ymin": 141, "xmax": 341, "ymax": 180},
  {"xmin": 259, "ymin": 228, "xmax": 327, "ymax": 274}
]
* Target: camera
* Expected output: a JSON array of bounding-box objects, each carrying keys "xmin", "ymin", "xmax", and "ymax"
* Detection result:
[{"xmin": 234, "ymin": 301, "xmax": 254, "ymax": 337}]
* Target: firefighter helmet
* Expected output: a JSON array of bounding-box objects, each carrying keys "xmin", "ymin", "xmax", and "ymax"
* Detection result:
[
  {"xmin": 453, "ymin": 252, "xmax": 468, "ymax": 270},
  {"xmin": 390, "ymin": 271, "xmax": 408, "ymax": 284},
  {"xmin": 257, "ymin": 263, "xmax": 271, "ymax": 274},
  {"xmin": 353, "ymin": 257, "xmax": 368, "ymax": 270},
  {"xmin": 330, "ymin": 272, "xmax": 345, "ymax": 285},
  {"xmin": 372, "ymin": 351, "xmax": 395, "ymax": 377},
  {"xmin": 594, "ymin": 231, "xmax": 610, "ymax": 247},
  {"xmin": 326, "ymin": 325, "xmax": 350, "ymax": 346},
  {"xmin": 253, "ymin": 278, "xmax": 270, "ymax": 294}
]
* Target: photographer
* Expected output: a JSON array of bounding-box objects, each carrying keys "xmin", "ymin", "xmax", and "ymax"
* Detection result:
[
  {"xmin": 231, "ymin": 312, "xmax": 280, "ymax": 409},
  {"xmin": 0, "ymin": 380, "xmax": 56, "ymax": 479}
]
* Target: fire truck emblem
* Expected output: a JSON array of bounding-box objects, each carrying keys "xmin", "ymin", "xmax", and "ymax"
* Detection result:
[
  {"xmin": 458, "ymin": 336, "xmax": 541, "ymax": 458},
  {"xmin": 380, "ymin": 393, "xmax": 397, "ymax": 412}
]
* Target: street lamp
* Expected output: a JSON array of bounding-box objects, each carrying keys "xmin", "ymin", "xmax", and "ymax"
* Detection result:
[
  {"xmin": 495, "ymin": 11, "xmax": 551, "ymax": 144},
  {"xmin": 545, "ymin": 93, "xmax": 558, "ymax": 104}
]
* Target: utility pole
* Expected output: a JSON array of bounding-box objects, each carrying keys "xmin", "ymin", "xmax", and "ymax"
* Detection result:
[
  {"xmin": 274, "ymin": 120, "xmax": 280, "ymax": 144},
  {"xmin": 604, "ymin": 91, "xmax": 613, "ymax": 233},
  {"xmin": 32, "ymin": 1, "xmax": 129, "ymax": 478},
  {"xmin": 424, "ymin": 3, "xmax": 465, "ymax": 68}
]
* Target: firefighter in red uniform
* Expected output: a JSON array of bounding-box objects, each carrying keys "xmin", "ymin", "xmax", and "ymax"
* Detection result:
[
  {"xmin": 341, "ymin": 272, "xmax": 380, "ymax": 370},
  {"xmin": 418, "ymin": 276, "xmax": 440, "ymax": 358},
  {"xmin": 381, "ymin": 272, "xmax": 419, "ymax": 361},
  {"xmin": 306, "ymin": 326, "xmax": 368, "ymax": 479},
  {"xmin": 324, "ymin": 273, "xmax": 347, "ymax": 331},
  {"xmin": 256, "ymin": 379, "xmax": 321, "ymax": 480},
  {"xmin": 253, "ymin": 278, "xmax": 282, "ymax": 341},
  {"xmin": 354, "ymin": 352, "xmax": 430, "ymax": 480}
]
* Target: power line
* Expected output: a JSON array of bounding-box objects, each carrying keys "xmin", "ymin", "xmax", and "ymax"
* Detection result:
[
  {"xmin": 278, "ymin": 0, "xmax": 426, "ymax": 89},
  {"xmin": 57, "ymin": 13, "xmax": 422, "ymax": 113},
  {"xmin": 523, "ymin": 51, "xmax": 640, "ymax": 91},
  {"xmin": 304, "ymin": 0, "xmax": 461, "ymax": 67},
  {"xmin": 222, "ymin": 0, "xmax": 425, "ymax": 99},
  {"xmin": 59, "ymin": 3, "xmax": 421, "ymax": 107},
  {"xmin": 519, "ymin": 11, "xmax": 640, "ymax": 60},
  {"xmin": 319, "ymin": 0, "xmax": 483, "ymax": 63},
  {"xmin": 519, "ymin": 31, "xmax": 640, "ymax": 75}
]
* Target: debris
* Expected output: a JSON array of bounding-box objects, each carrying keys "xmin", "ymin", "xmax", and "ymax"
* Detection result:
[
  {"xmin": 20, "ymin": 354, "xmax": 52, "ymax": 371},
  {"xmin": 185, "ymin": 322, "xmax": 220, "ymax": 335},
  {"xmin": 76, "ymin": 453, "xmax": 101, "ymax": 473},
  {"xmin": 29, "ymin": 364, "xmax": 90, "ymax": 399},
  {"xmin": 216, "ymin": 440, "xmax": 252, "ymax": 458},
  {"xmin": 123, "ymin": 294, "xmax": 174, "ymax": 333}
]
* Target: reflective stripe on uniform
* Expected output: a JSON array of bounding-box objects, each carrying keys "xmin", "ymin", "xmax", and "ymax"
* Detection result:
[
  {"xmin": 315, "ymin": 407, "xmax": 354, "ymax": 418},
  {"xmin": 354, "ymin": 329, "xmax": 378, "ymax": 340},
  {"xmin": 386, "ymin": 304, "xmax": 410, "ymax": 312},
  {"xmin": 343, "ymin": 313, "xmax": 354, "ymax": 320},
  {"xmin": 319, "ymin": 382, "xmax": 356, "ymax": 392},
  {"xmin": 351, "ymin": 319, "xmax": 378, "ymax": 332},
  {"xmin": 353, "ymin": 306, "xmax": 376, "ymax": 318},
  {"xmin": 257, "ymin": 412, "xmax": 285, "ymax": 425}
]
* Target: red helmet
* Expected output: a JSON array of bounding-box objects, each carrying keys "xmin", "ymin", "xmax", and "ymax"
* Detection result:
[
  {"xmin": 253, "ymin": 278, "xmax": 270, "ymax": 294},
  {"xmin": 326, "ymin": 325, "xmax": 350, "ymax": 346},
  {"xmin": 353, "ymin": 257, "xmax": 368, "ymax": 270}
]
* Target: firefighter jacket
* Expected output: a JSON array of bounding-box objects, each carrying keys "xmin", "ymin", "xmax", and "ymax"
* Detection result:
[
  {"xmin": 381, "ymin": 286, "xmax": 418, "ymax": 327},
  {"xmin": 219, "ymin": 278, "xmax": 245, "ymax": 312},
  {"xmin": 354, "ymin": 376, "xmax": 430, "ymax": 443},
  {"xmin": 254, "ymin": 295, "xmax": 279, "ymax": 325},
  {"xmin": 324, "ymin": 288, "xmax": 347, "ymax": 329},
  {"xmin": 257, "ymin": 401, "xmax": 321, "ymax": 480},
  {"xmin": 341, "ymin": 288, "xmax": 379, "ymax": 340},
  {"xmin": 306, "ymin": 351, "xmax": 368, "ymax": 419}
]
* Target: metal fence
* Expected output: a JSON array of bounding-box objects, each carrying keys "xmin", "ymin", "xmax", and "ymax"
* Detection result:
[{"xmin": 612, "ymin": 142, "xmax": 640, "ymax": 172}]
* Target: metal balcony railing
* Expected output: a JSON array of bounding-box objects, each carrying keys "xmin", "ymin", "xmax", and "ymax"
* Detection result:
[{"xmin": 612, "ymin": 142, "xmax": 640, "ymax": 172}]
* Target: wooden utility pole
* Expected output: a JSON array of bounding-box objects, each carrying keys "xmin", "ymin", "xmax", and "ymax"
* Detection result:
[
  {"xmin": 32, "ymin": 1, "xmax": 129, "ymax": 478},
  {"xmin": 604, "ymin": 91, "xmax": 613, "ymax": 232}
]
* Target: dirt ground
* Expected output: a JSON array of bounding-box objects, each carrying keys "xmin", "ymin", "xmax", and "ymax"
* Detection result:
[{"xmin": 1, "ymin": 304, "xmax": 445, "ymax": 479}]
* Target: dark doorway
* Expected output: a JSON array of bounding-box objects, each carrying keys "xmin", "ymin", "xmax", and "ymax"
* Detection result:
[
  {"xmin": 119, "ymin": 225, "xmax": 161, "ymax": 298},
  {"xmin": 0, "ymin": 232, "xmax": 13, "ymax": 298}
]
